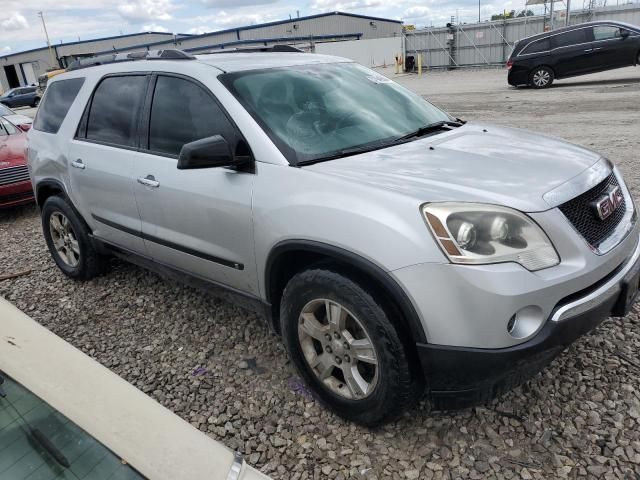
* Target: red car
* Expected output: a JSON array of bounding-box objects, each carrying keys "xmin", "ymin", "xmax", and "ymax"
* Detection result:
[{"xmin": 0, "ymin": 117, "xmax": 33, "ymax": 208}]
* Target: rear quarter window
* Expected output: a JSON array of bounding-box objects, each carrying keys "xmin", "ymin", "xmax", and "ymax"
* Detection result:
[
  {"xmin": 521, "ymin": 38, "xmax": 550, "ymax": 55},
  {"xmin": 33, "ymin": 78, "xmax": 84, "ymax": 134}
]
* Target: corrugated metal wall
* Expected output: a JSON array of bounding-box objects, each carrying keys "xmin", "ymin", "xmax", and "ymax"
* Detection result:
[{"xmin": 405, "ymin": 3, "xmax": 640, "ymax": 68}]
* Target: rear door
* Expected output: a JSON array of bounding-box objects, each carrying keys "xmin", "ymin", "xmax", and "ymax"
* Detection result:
[
  {"xmin": 551, "ymin": 27, "xmax": 594, "ymax": 77},
  {"xmin": 591, "ymin": 25, "xmax": 636, "ymax": 69},
  {"xmin": 68, "ymin": 74, "xmax": 149, "ymax": 253},
  {"xmin": 131, "ymin": 73, "xmax": 257, "ymax": 293}
]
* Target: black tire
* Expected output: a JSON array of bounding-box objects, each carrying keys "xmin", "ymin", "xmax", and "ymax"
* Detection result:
[
  {"xmin": 529, "ymin": 66, "xmax": 554, "ymax": 89},
  {"xmin": 42, "ymin": 195, "xmax": 105, "ymax": 280},
  {"xmin": 280, "ymin": 267, "xmax": 418, "ymax": 426},
  {"xmin": 33, "ymin": 97, "xmax": 40, "ymax": 107}
]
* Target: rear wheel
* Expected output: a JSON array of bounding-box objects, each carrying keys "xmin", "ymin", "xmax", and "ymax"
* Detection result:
[
  {"xmin": 42, "ymin": 196, "xmax": 105, "ymax": 280},
  {"xmin": 280, "ymin": 268, "xmax": 418, "ymax": 426},
  {"xmin": 529, "ymin": 66, "xmax": 554, "ymax": 89}
]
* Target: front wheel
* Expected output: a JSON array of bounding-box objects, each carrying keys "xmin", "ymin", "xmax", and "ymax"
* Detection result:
[
  {"xmin": 32, "ymin": 97, "xmax": 40, "ymax": 107},
  {"xmin": 529, "ymin": 66, "xmax": 554, "ymax": 89},
  {"xmin": 280, "ymin": 268, "xmax": 419, "ymax": 426}
]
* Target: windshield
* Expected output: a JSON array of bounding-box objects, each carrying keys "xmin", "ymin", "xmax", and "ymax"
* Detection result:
[
  {"xmin": 220, "ymin": 62, "xmax": 451, "ymax": 165},
  {"xmin": 0, "ymin": 371, "xmax": 145, "ymax": 479}
]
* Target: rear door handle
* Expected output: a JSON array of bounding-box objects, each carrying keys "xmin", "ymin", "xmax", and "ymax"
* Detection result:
[
  {"xmin": 137, "ymin": 175, "xmax": 160, "ymax": 188},
  {"xmin": 584, "ymin": 48, "xmax": 593, "ymax": 52},
  {"xmin": 71, "ymin": 159, "xmax": 85, "ymax": 169}
]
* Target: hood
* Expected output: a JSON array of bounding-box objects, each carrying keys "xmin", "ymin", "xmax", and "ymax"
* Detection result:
[
  {"xmin": 0, "ymin": 132, "xmax": 27, "ymax": 168},
  {"xmin": 306, "ymin": 123, "xmax": 602, "ymax": 212}
]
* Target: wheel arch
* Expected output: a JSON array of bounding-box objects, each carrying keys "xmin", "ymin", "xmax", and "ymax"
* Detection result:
[
  {"xmin": 264, "ymin": 240, "xmax": 427, "ymax": 345},
  {"xmin": 35, "ymin": 178, "xmax": 68, "ymax": 207}
]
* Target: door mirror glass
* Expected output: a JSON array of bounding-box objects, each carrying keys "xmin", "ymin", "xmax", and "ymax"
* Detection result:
[{"xmin": 177, "ymin": 135, "xmax": 245, "ymax": 170}]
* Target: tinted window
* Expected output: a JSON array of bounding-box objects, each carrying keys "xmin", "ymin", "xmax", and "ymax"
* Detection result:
[
  {"xmin": 86, "ymin": 76, "xmax": 147, "ymax": 147},
  {"xmin": 523, "ymin": 38, "xmax": 550, "ymax": 54},
  {"xmin": 553, "ymin": 28, "xmax": 589, "ymax": 48},
  {"xmin": 33, "ymin": 78, "xmax": 84, "ymax": 134},
  {"xmin": 148, "ymin": 76, "xmax": 236, "ymax": 156},
  {"xmin": 594, "ymin": 25, "xmax": 621, "ymax": 41}
]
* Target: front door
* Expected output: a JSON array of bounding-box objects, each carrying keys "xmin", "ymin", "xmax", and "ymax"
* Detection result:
[
  {"xmin": 132, "ymin": 74, "xmax": 257, "ymax": 293},
  {"xmin": 69, "ymin": 74, "xmax": 149, "ymax": 254},
  {"xmin": 591, "ymin": 25, "xmax": 636, "ymax": 70}
]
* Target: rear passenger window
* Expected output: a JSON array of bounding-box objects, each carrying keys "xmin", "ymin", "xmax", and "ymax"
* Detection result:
[
  {"xmin": 33, "ymin": 78, "xmax": 84, "ymax": 134},
  {"xmin": 553, "ymin": 29, "xmax": 589, "ymax": 48},
  {"xmin": 523, "ymin": 38, "xmax": 550, "ymax": 54},
  {"xmin": 148, "ymin": 76, "xmax": 236, "ymax": 156},
  {"xmin": 86, "ymin": 76, "xmax": 147, "ymax": 147}
]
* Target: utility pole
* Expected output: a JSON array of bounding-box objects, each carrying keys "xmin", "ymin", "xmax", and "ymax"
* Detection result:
[
  {"xmin": 38, "ymin": 11, "xmax": 57, "ymax": 69},
  {"xmin": 549, "ymin": 0, "xmax": 555, "ymax": 30},
  {"xmin": 478, "ymin": 0, "xmax": 481, "ymax": 22},
  {"xmin": 565, "ymin": 0, "xmax": 571, "ymax": 25}
]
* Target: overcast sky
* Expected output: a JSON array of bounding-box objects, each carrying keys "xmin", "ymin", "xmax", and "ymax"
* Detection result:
[{"xmin": 1, "ymin": 0, "xmax": 541, "ymax": 56}]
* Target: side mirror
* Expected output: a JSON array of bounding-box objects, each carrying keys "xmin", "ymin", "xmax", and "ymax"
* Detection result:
[
  {"xmin": 621, "ymin": 29, "xmax": 630, "ymax": 39},
  {"xmin": 177, "ymin": 135, "xmax": 252, "ymax": 170}
]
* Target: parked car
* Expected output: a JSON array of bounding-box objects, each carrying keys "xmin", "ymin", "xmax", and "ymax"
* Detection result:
[
  {"xmin": 508, "ymin": 20, "xmax": 640, "ymax": 88},
  {"xmin": 0, "ymin": 117, "xmax": 34, "ymax": 208},
  {"xmin": 0, "ymin": 298, "xmax": 269, "ymax": 480},
  {"xmin": 0, "ymin": 102, "xmax": 33, "ymax": 131},
  {"xmin": 28, "ymin": 49, "xmax": 640, "ymax": 426},
  {"xmin": 0, "ymin": 85, "xmax": 40, "ymax": 108}
]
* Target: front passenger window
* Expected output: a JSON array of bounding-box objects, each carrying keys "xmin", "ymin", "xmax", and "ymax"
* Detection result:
[
  {"xmin": 148, "ymin": 76, "xmax": 237, "ymax": 157},
  {"xmin": 593, "ymin": 26, "xmax": 621, "ymax": 41}
]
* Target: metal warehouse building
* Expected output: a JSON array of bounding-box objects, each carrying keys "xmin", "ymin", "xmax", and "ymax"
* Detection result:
[{"xmin": 0, "ymin": 12, "xmax": 402, "ymax": 92}]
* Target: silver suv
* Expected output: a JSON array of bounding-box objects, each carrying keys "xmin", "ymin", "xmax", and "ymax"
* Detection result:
[{"xmin": 28, "ymin": 49, "xmax": 640, "ymax": 426}]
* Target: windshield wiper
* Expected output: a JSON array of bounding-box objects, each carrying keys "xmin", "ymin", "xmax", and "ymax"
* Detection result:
[
  {"xmin": 394, "ymin": 120, "xmax": 464, "ymax": 143},
  {"xmin": 0, "ymin": 373, "xmax": 71, "ymax": 469},
  {"xmin": 300, "ymin": 143, "xmax": 391, "ymax": 165}
]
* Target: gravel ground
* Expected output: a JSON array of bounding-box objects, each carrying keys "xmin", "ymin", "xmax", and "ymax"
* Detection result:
[{"xmin": 2, "ymin": 67, "xmax": 640, "ymax": 479}]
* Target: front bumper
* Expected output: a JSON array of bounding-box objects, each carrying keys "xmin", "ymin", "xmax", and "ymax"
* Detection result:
[
  {"xmin": 0, "ymin": 180, "xmax": 34, "ymax": 208},
  {"xmin": 417, "ymin": 235, "xmax": 640, "ymax": 408}
]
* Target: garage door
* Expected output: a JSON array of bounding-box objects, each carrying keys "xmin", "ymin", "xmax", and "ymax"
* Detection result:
[{"xmin": 20, "ymin": 62, "xmax": 36, "ymax": 85}]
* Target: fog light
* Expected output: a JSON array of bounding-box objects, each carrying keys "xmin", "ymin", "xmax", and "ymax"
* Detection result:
[{"xmin": 507, "ymin": 306, "xmax": 544, "ymax": 339}]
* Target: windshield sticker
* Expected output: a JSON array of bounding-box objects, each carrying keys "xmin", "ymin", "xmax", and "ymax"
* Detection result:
[{"xmin": 366, "ymin": 75, "xmax": 392, "ymax": 84}]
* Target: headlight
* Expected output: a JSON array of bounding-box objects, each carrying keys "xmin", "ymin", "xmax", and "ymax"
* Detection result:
[{"xmin": 422, "ymin": 203, "xmax": 559, "ymax": 271}]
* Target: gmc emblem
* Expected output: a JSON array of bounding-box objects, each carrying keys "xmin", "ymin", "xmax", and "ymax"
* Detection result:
[{"xmin": 593, "ymin": 185, "xmax": 624, "ymax": 221}]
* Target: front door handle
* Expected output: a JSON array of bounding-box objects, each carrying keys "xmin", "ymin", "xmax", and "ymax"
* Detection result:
[
  {"xmin": 584, "ymin": 48, "xmax": 593, "ymax": 52},
  {"xmin": 71, "ymin": 159, "xmax": 85, "ymax": 169},
  {"xmin": 137, "ymin": 175, "xmax": 160, "ymax": 188}
]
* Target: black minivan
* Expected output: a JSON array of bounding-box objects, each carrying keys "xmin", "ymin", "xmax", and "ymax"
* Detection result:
[{"xmin": 508, "ymin": 21, "xmax": 640, "ymax": 88}]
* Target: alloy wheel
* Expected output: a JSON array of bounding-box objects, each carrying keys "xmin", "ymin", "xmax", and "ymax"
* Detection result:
[
  {"xmin": 298, "ymin": 298, "xmax": 379, "ymax": 400},
  {"xmin": 49, "ymin": 212, "xmax": 80, "ymax": 267},
  {"xmin": 532, "ymin": 69, "xmax": 551, "ymax": 88}
]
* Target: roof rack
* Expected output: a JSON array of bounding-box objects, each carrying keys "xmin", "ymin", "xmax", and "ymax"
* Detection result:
[
  {"xmin": 66, "ymin": 49, "xmax": 195, "ymax": 71},
  {"xmin": 196, "ymin": 44, "xmax": 305, "ymax": 55}
]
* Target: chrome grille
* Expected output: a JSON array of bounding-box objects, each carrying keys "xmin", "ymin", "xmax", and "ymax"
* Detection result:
[
  {"xmin": 558, "ymin": 173, "xmax": 626, "ymax": 248},
  {"xmin": 0, "ymin": 165, "xmax": 30, "ymax": 186}
]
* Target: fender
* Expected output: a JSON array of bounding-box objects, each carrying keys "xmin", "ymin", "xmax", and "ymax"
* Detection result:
[
  {"xmin": 265, "ymin": 239, "xmax": 427, "ymax": 343},
  {"xmin": 35, "ymin": 178, "xmax": 68, "ymax": 206}
]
